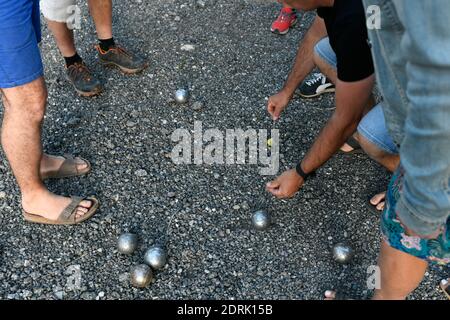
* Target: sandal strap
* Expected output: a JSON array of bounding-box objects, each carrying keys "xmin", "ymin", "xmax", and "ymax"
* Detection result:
[
  {"xmin": 346, "ymin": 136, "xmax": 361, "ymax": 150},
  {"xmin": 57, "ymin": 154, "xmax": 78, "ymax": 176},
  {"xmin": 58, "ymin": 196, "xmax": 84, "ymax": 222}
]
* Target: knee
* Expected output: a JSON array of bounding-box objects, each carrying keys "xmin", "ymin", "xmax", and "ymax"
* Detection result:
[
  {"xmin": 359, "ymin": 134, "xmax": 387, "ymax": 162},
  {"xmin": 5, "ymin": 85, "xmax": 48, "ymax": 123},
  {"xmin": 28, "ymin": 93, "xmax": 47, "ymax": 123}
]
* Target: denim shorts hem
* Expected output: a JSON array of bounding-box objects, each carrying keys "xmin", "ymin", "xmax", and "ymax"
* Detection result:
[{"xmin": 357, "ymin": 124, "xmax": 398, "ymax": 155}]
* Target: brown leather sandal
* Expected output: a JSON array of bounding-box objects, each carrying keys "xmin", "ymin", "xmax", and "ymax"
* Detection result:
[
  {"xmin": 41, "ymin": 154, "xmax": 91, "ymax": 180},
  {"xmin": 23, "ymin": 196, "xmax": 99, "ymax": 225}
]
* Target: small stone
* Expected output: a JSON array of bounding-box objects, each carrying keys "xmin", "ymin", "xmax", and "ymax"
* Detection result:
[
  {"xmin": 0, "ymin": 191, "xmax": 6, "ymax": 199},
  {"xmin": 67, "ymin": 117, "xmax": 81, "ymax": 127},
  {"xmin": 192, "ymin": 101, "xmax": 204, "ymax": 111},
  {"xmin": 119, "ymin": 273, "xmax": 129, "ymax": 282},
  {"xmin": 135, "ymin": 169, "xmax": 148, "ymax": 177},
  {"xmin": 168, "ymin": 192, "xmax": 176, "ymax": 198},
  {"xmin": 181, "ymin": 44, "xmax": 195, "ymax": 51}
]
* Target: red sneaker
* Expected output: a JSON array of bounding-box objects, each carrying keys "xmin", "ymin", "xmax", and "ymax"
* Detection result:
[{"xmin": 271, "ymin": 7, "xmax": 297, "ymax": 35}]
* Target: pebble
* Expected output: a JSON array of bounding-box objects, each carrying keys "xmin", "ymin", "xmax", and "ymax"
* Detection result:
[
  {"xmin": 192, "ymin": 101, "xmax": 204, "ymax": 111},
  {"xmin": 181, "ymin": 44, "xmax": 195, "ymax": 51},
  {"xmin": 135, "ymin": 169, "xmax": 148, "ymax": 177}
]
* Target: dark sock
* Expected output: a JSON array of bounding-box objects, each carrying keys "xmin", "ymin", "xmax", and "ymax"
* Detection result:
[
  {"xmin": 98, "ymin": 37, "xmax": 116, "ymax": 51},
  {"xmin": 64, "ymin": 52, "xmax": 82, "ymax": 67}
]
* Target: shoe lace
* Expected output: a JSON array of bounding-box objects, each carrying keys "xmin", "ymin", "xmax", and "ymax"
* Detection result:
[
  {"xmin": 277, "ymin": 9, "xmax": 294, "ymax": 23},
  {"xmin": 305, "ymin": 73, "xmax": 326, "ymax": 86},
  {"xmin": 68, "ymin": 62, "xmax": 92, "ymax": 82},
  {"xmin": 113, "ymin": 45, "xmax": 132, "ymax": 58}
]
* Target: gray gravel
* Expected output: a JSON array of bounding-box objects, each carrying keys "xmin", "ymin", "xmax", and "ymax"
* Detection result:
[{"xmin": 0, "ymin": 0, "xmax": 447, "ymax": 300}]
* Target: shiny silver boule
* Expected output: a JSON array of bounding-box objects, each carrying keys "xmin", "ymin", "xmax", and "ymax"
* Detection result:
[
  {"xmin": 332, "ymin": 243, "xmax": 354, "ymax": 264},
  {"xmin": 252, "ymin": 209, "xmax": 271, "ymax": 231},
  {"xmin": 144, "ymin": 245, "xmax": 168, "ymax": 270},
  {"xmin": 130, "ymin": 264, "xmax": 153, "ymax": 288},
  {"xmin": 117, "ymin": 233, "xmax": 138, "ymax": 255},
  {"xmin": 174, "ymin": 89, "xmax": 189, "ymax": 104}
]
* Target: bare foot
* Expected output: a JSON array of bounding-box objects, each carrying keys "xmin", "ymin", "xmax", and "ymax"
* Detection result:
[
  {"xmin": 441, "ymin": 279, "xmax": 450, "ymax": 299},
  {"xmin": 22, "ymin": 189, "xmax": 93, "ymax": 221},
  {"xmin": 340, "ymin": 134, "xmax": 360, "ymax": 153},
  {"xmin": 370, "ymin": 191, "xmax": 386, "ymax": 212},
  {"xmin": 40, "ymin": 154, "xmax": 89, "ymax": 178},
  {"xmin": 324, "ymin": 290, "xmax": 337, "ymax": 300},
  {"xmin": 340, "ymin": 143, "xmax": 354, "ymax": 153}
]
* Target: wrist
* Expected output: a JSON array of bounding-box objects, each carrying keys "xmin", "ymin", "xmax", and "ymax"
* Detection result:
[
  {"xmin": 295, "ymin": 162, "xmax": 316, "ymax": 181},
  {"xmin": 280, "ymin": 86, "xmax": 295, "ymax": 100}
]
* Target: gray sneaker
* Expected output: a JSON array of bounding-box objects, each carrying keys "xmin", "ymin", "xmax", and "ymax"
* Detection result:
[
  {"xmin": 95, "ymin": 45, "xmax": 148, "ymax": 74},
  {"xmin": 66, "ymin": 62, "xmax": 102, "ymax": 97}
]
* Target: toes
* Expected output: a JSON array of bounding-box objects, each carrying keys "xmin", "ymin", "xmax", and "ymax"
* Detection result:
[
  {"xmin": 74, "ymin": 158, "xmax": 89, "ymax": 171},
  {"xmin": 79, "ymin": 200, "xmax": 93, "ymax": 209},
  {"xmin": 376, "ymin": 202, "xmax": 385, "ymax": 211},
  {"xmin": 370, "ymin": 192, "xmax": 386, "ymax": 205},
  {"xmin": 441, "ymin": 279, "xmax": 449, "ymax": 290},
  {"xmin": 324, "ymin": 290, "xmax": 336, "ymax": 300}
]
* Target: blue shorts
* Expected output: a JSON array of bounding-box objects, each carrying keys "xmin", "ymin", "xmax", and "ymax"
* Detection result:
[
  {"xmin": 0, "ymin": 0, "xmax": 43, "ymax": 88},
  {"xmin": 314, "ymin": 37, "xmax": 398, "ymax": 155},
  {"xmin": 358, "ymin": 104, "xmax": 399, "ymax": 154},
  {"xmin": 314, "ymin": 37, "xmax": 337, "ymax": 70}
]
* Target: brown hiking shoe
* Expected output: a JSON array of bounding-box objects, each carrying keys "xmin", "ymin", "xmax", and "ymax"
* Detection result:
[
  {"xmin": 95, "ymin": 44, "xmax": 148, "ymax": 74},
  {"xmin": 66, "ymin": 62, "xmax": 102, "ymax": 97}
]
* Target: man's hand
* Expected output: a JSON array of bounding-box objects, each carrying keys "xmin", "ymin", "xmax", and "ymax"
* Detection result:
[
  {"xmin": 266, "ymin": 169, "xmax": 304, "ymax": 198},
  {"xmin": 267, "ymin": 90, "xmax": 291, "ymax": 121}
]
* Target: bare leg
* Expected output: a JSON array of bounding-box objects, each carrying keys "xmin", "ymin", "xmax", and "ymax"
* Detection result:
[
  {"xmin": 313, "ymin": 51, "xmax": 337, "ymax": 85},
  {"xmin": 1, "ymin": 78, "xmax": 93, "ymax": 220},
  {"xmin": 373, "ymin": 241, "xmax": 428, "ymax": 300},
  {"xmin": 359, "ymin": 134, "xmax": 400, "ymax": 211},
  {"xmin": 88, "ymin": 0, "xmax": 113, "ymax": 40},
  {"xmin": 46, "ymin": 20, "xmax": 77, "ymax": 58},
  {"xmin": 359, "ymin": 135, "xmax": 400, "ymax": 172}
]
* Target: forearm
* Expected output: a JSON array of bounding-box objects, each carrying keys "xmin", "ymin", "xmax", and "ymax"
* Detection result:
[
  {"xmin": 300, "ymin": 76, "xmax": 374, "ymax": 174},
  {"xmin": 281, "ymin": 15, "xmax": 327, "ymax": 97}
]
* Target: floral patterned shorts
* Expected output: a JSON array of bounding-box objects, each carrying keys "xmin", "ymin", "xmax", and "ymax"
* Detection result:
[{"xmin": 381, "ymin": 168, "xmax": 450, "ymax": 265}]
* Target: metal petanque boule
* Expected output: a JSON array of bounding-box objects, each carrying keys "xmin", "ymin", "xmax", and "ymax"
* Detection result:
[
  {"xmin": 332, "ymin": 243, "xmax": 354, "ymax": 264},
  {"xmin": 252, "ymin": 209, "xmax": 271, "ymax": 231},
  {"xmin": 117, "ymin": 233, "xmax": 138, "ymax": 255},
  {"xmin": 144, "ymin": 245, "xmax": 168, "ymax": 270},
  {"xmin": 174, "ymin": 88, "xmax": 189, "ymax": 104},
  {"xmin": 130, "ymin": 264, "xmax": 153, "ymax": 288}
]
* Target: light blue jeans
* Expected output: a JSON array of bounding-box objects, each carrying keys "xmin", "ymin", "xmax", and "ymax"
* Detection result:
[
  {"xmin": 314, "ymin": 37, "xmax": 398, "ymax": 154},
  {"xmin": 363, "ymin": 0, "xmax": 450, "ymax": 238}
]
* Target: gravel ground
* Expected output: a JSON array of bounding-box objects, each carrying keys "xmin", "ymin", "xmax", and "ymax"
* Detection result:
[{"xmin": 0, "ymin": 0, "xmax": 447, "ymax": 300}]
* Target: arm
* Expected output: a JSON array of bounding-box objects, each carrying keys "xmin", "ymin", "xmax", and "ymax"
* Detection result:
[
  {"xmin": 395, "ymin": 1, "xmax": 450, "ymax": 237},
  {"xmin": 268, "ymin": 15, "xmax": 327, "ymax": 120},
  {"xmin": 267, "ymin": 75, "xmax": 375, "ymax": 198},
  {"xmin": 282, "ymin": 15, "xmax": 327, "ymax": 97}
]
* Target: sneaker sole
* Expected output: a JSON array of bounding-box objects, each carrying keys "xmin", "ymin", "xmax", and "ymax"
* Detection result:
[
  {"xmin": 297, "ymin": 88, "xmax": 336, "ymax": 99},
  {"xmin": 271, "ymin": 18, "xmax": 297, "ymax": 35},
  {"xmin": 100, "ymin": 60, "xmax": 149, "ymax": 75}
]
